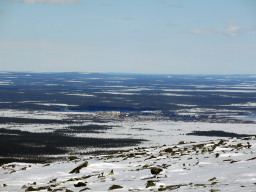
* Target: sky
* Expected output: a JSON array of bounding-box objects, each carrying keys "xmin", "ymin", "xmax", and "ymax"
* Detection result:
[{"xmin": 0, "ymin": 0, "xmax": 256, "ymax": 74}]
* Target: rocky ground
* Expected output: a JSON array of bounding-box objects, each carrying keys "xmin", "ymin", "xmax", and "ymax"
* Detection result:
[{"xmin": 1, "ymin": 136, "xmax": 256, "ymax": 192}]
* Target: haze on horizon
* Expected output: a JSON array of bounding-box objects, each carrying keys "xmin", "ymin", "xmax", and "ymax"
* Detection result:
[{"xmin": 0, "ymin": 0, "xmax": 256, "ymax": 74}]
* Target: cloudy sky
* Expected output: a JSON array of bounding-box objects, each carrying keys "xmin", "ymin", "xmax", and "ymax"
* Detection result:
[{"xmin": 0, "ymin": 0, "xmax": 256, "ymax": 74}]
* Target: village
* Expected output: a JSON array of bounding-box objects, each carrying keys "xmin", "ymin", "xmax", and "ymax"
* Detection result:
[{"xmin": 65, "ymin": 110, "xmax": 254, "ymax": 124}]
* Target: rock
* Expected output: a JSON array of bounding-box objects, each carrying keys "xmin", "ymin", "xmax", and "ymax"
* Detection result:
[
  {"xmin": 68, "ymin": 156, "xmax": 79, "ymax": 161},
  {"xmin": 146, "ymin": 180, "xmax": 156, "ymax": 188},
  {"xmin": 158, "ymin": 185, "xmax": 183, "ymax": 191},
  {"xmin": 22, "ymin": 185, "xmax": 28, "ymax": 189},
  {"xmin": 108, "ymin": 169, "xmax": 114, "ymax": 175},
  {"xmin": 208, "ymin": 177, "xmax": 217, "ymax": 181},
  {"xmin": 236, "ymin": 143, "xmax": 243, "ymax": 149},
  {"xmin": 69, "ymin": 161, "xmax": 88, "ymax": 174},
  {"xmin": 164, "ymin": 148, "xmax": 173, "ymax": 153},
  {"xmin": 74, "ymin": 182, "xmax": 87, "ymax": 187},
  {"xmin": 52, "ymin": 187, "xmax": 66, "ymax": 191},
  {"xmin": 202, "ymin": 147, "xmax": 208, "ymax": 154},
  {"xmin": 215, "ymin": 153, "xmax": 220, "ymax": 158},
  {"xmin": 49, "ymin": 178, "xmax": 57, "ymax": 183},
  {"xmin": 178, "ymin": 141, "xmax": 185, "ymax": 145},
  {"xmin": 210, "ymin": 189, "xmax": 220, "ymax": 192},
  {"xmin": 25, "ymin": 186, "xmax": 39, "ymax": 191},
  {"xmin": 150, "ymin": 167, "xmax": 163, "ymax": 175},
  {"xmin": 79, "ymin": 188, "xmax": 90, "ymax": 191},
  {"xmin": 108, "ymin": 185, "xmax": 123, "ymax": 190}
]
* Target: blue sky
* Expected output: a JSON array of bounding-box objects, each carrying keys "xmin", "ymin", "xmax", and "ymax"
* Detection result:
[{"xmin": 0, "ymin": 0, "xmax": 256, "ymax": 74}]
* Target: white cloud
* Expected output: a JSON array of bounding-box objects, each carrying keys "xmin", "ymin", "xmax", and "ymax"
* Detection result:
[
  {"xmin": 16, "ymin": 0, "xmax": 79, "ymax": 5},
  {"xmin": 224, "ymin": 26, "xmax": 240, "ymax": 37},
  {"xmin": 190, "ymin": 28, "xmax": 215, "ymax": 34}
]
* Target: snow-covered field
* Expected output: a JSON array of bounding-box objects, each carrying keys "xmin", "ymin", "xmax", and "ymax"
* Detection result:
[{"xmin": 1, "ymin": 119, "xmax": 256, "ymax": 192}]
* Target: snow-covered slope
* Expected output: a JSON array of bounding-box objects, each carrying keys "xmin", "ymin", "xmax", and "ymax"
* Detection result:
[{"xmin": 1, "ymin": 136, "xmax": 256, "ymax": 192}]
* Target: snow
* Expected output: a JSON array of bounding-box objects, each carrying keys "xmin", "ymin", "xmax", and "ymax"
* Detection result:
[
  {"xmin": 34, "ymin": 103, "xmax": 78, "ymax": 107},
  {"xmin": 1, "ymin": 135, "xmax": 256, "ymax": 192},
  {"xmin": 0, "ymin": 110, "xmax": 256, "ymax": 191},
  {"xmin": 224, "ymin": 102, "xmax": 256, "ymax": 107}
]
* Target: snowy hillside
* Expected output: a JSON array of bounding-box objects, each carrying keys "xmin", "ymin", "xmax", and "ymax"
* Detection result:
[{"xmin": 1, "ymin": 135, "xmax": 256, "ymax": 192}]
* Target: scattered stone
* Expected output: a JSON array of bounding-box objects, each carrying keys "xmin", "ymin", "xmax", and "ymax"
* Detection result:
[
  {"xmin": 202, "ymin": 147, "xmax": 208, "ymax": 154},
  {"xmin": 68, "ymin": 156, "xmax": 79, "ymax": 161},
  {"xmin": 230, "ymin": 160, "xmax": 238, "ymax": 164},
  {"xmin": 210, "ymin": 189, "xmax": 220, "ymax": 192},
  {"xmin": 21, "ymin": 167, "xmax": 27, "ymax": 170},
  {"xmin": 236, "ymin": 143, "xmax": 243, "ymax": 149},
  {"xmin": 22, "ymin": 185, "xmax": 28, "ymax": 189},
  {"xmin": 247, "ymin": 142, "xmax": 252, "ymax": 149},
  {"xmin": 164, "ymin": 148, "xmax": 173, "ymax": 153},
  {"xmin": 146, "ymin": 180, "xmax": 156, "ymax": 188},
  {"xmin": 108, "ymin": 169, "xmax": 114, "ymax": 175},
  {"xmin": 25, "ymin": 186, "xmax": 38, "ymax": 191},
  {"xmin": 108, "ymin": 184, "xmax": 123, "ymax": 190},
  {"xmin": 208, "ymin": 177, "xmax": 217, "ymax": 181},
  {"xmin": 247, "ymin": 156, "xmax": 256, "ymax": 161},
  {"xmin": 74, "ymin": 182, "xmax": 87, "ymax": 187},
  {"xmin": 79, "ymin": 188, "xmax": 90, "ymax": 191},
  {"xmin": 69, "ymin": 161, "xmax": 88, "ymax": 174},
  {"xmin": 158, "ymin": 185, "xmax": 184, "ymax": 191},
  {"xmin": 150, "ymin": 167, "xmax": 163, "ymax": 176},
  {"xmin": 49, "ymin": 178, "xmax": 57, "ymax": 183},
  {"xmin": 25, "ymin": 186, "xmax": 50, "ymax": 191}
]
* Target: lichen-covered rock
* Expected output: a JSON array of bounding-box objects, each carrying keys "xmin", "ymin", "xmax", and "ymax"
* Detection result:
[
  {"xmin": 210, "ymin": 189, "xmax": 220, "ymax": 192},
  {"xmin": 25, "ymin": 186, "xmax": 39, "ymax": 191},
  {"xmin": 74, "ymin": 182, "xmax": 87, "ymax": 187},
  {"xmin": 68, "ymin": 156, "xmax": 79, "ymax": 161},
  {"xmin": 150, "ymin": 167, "xmax": 163, "ymax": 175},
  {"xmin": 208, "ymin": 177, "xmax": 217, "ymax": 181},
  {"xmin": 108, "ymin": 184, "xmax": 123, "ymax": 190},
  {"xmin": 164, "ymin": 148, "xmax": 173, "ymax": 153},
  {"xmin": 22, "ymin": 185, "xmax": 28, "ymax": 189},
  {"xmin": 69, "ymin": 161, "xmax": 88, "ymax": 174},
  {"xmin": 108, "ymin": 169, "xmax": 114, "ymax": 175},
  {"xmin": 146, "ymin": 180, "xmax": 156, "ymax": 188}
]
